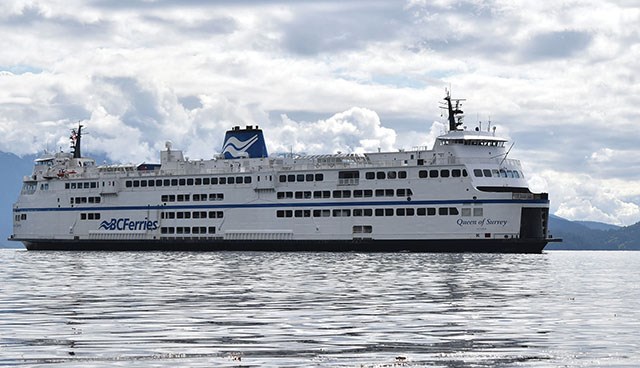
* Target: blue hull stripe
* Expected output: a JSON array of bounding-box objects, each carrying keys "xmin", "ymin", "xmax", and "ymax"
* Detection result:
[{"xmin": 14, "ymin": 199, "xmax": 549, "ymax": 213}]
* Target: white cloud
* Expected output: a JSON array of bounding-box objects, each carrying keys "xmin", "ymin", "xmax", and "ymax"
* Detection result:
[{"xmin": 0, "ymin": 0, "xmax": 639, "ymax": 225}]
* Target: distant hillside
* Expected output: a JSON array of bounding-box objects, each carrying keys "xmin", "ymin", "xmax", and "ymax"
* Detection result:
[
  {"xmin": 548, "ymin": 215, "xmax": 640, "ymax": 250},
  {"xmin": 575, "ymin": 220, "xmax": 621, "ymax": 231},
  {"xmin": 0, "ymin": 152, "xmax": 36, "ymax": 248}
]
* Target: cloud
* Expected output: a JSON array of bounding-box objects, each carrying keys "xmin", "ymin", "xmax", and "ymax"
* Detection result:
[{"xmin": 0, "ymin": 0, "xmax": 639, "ymax": 225}]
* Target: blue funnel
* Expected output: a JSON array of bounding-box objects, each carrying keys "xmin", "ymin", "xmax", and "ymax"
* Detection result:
[{"xmin": 222, "ymin": 125, "xmax": 269, "ymax": 159}]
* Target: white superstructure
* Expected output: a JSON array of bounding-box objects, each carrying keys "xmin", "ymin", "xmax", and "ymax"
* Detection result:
[{"xmin": 10, "ymin": 93, "xmax": 554, "ymax": 252}]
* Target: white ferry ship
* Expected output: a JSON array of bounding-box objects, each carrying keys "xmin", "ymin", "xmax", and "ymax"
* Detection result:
[{"xmin": 10, "ymin": 93, "xmax": 556, "ymax": 252}]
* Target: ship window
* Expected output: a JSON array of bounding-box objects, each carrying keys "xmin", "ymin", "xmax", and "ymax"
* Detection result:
[
  {"xmin": 397, "ymin": 189, "xmax": 406, "ymax": 197},
  {"xmin": 363, "ymin": 190, "xmax": 373, "ymax": 198},
  {"xmin": 365, "ymin": 172, "xmax": 375, "ymax": 180},
  {"xmin": 295, "ymin": 191, "xmax": 303, "ymax": 199},
  {"xmin": 219, "ymin": 177, "xmax": 226, "ymax": 185},
  {"xmin": 168, "ymin": 227, "xmax": 175, "ymax": 234},
  {"xmin": 287, "ymin": 174, "xmax": 295, "ymax": 182},
  {"xmin": 474, "ymin": 208, "xmax": 483, "ymax": 217},
  {"xmin": 176, "ymin": 227, "xmax": 184, "ymax": 234},
  {"xmin": 141, "ymin": 180, "xmax": 147, "ymax": 187},
  {"xmin": 84, "ymin": 182, "xmax": 90, "ymax": 189},
  {"xmin": 315, "ymin": 173, "xmax": 324, "ymax": 181},
  {"xmin": 236, "ymin": 176, "xmax": 244, "ymax": 184},
  {"xmin": 429, "ymin": 170, "xmax": 438, "ymax": 178},
  {"xmin": 354, "ymin": 190, "xmax": 363, "ymax": 198},
  {"xmin": 500, "ymin": 169, "xmax": 507, "ymax": 178},
  {"xmin": 177, "ymin": 212, "xmax": 184, "ymax": 219},
  {"xmin": 492, "ymin": 169, "xmax": 500, "ymax": 177},
  {"xmin": 483, "ymin": 169, "xmax": 492, "ymax": 177},
  {"xmin": 227, "ymin": 177, "xmax": 235, "ymax": 184},
  {"xmin": 449, "ymin": 207, "xmax": 459, "ymax": 215},
  {"xmin": 396, "ymin": 208, "xmax": 405, "ymax": 216},
  {"xmin": 195, "ymin": 178, "xmax": 202, "ymax": 185},
  {"xmin": 65, "ymin": 183, "xmax": 70, "ymax": 189},
  {"xmin": 70, "ymin": 183, "xmax": 77, "ymax": 189},
  {"xmin": 353, "ymin": 209, "xmax": 363, "ymax": 216},
  {"xmin": 211, "ymin": 177, "xmax": 218, "ymax": 185},
  {"xmin": 203, "ymin": 178, "xmax": 210, "ymax": 185},
  {"xmin": 279, "ymin": 175, "xmax": 286, "ymax": 183},
  {"xmin": 452, "ymin": 169, "xmax": 461, "ymax": 177},
  {"xmin": 313, "ymin": 209, "xmax": 331, "ymax": 217},
  {"xmin": 417, "ymin": 208, "xmax": 426, "ymax": 216},
  {"xmin": 375, "ymin": 189, "xmax": 384, "ymax": 197},
  {"xmin": 171, "ymin": 179, "xmax": 178, "ymax": 186},
  {"xmin": 245, "ymin": 176, "xmax": 252, "ymax": 184},
  {"xmin": 375, "ymin": 209, "xmax": 384, "ymax": 216},
  {"xmin": 81, "ymin": 213, "xmax": 87, "ymax": 220},
  {"xmin": 419, "ymin": 170, "xmax": 428, "ymax": 178},
  {"xmin": 192, "ymin": 227, "xmax": 199, "ymax": 234},
  {"xmin": 427, "ymin": 208, "xmax": 436, "ymax": 216},
  {"xmin": 208, "ymin": 227, "xmax": 216, "ymax": 234},
  {"xmin": 441, "ymin": 170, "xmax": 450, "ymax": 178},
  {"xmin": 296, "ymin": 174, "xmax": 304, "ymax": 182},
  {"xmin": 386, "ymin": 189, "xmax": 394, "ymax": 197},
  {"xmin": 277, "ymin": 192, "xmax": 285, "ymax": 199},
  {"xmin": 306, "ymin": 174, "xmax": 314, "ymax": 181},
  {"xmin": 439, "ymin": 208, "xmax": 448, "ymax": 216},
  {"xmin": 148, "ymin": 180, "xmax": 155, "ymax": 187},
  {"xmin": 91, "ymin": 182, "xmax": 97, "ymax": 188},
  {"xmin": 462, "ymin": 208, "xmax": 471, "ymax": 217},
  {"xmin": 513, "ymin": 171, "xmax": 521, "ymax": 178},
  {"xmin": 333, "ymin": 209, "xmax": 351, "ymax": 217},
  {"xmin": 376, "ymin": 172, "xmax": 385, "ymax": 180},
  {"xmin": 179, "ymin": 179, "xmax": 186, "ymax": 186},
  {"xmin": 125, "ymin": 181, "xmax": 132, "ymax": 188},
  {"xmin": 387, "ymin": 171, "xmax": 397, "ymax": 179},
  {"xmin": 133, "ymin": 180, "xmax": 140, "ymax": 188},
  {"xmin": 187, "ymin": 178, "xmax": 194, "ymax": 185},
  {"xmin": 399, "ymin": 171, "xmax": 407, "ymax": 179},
  {"xmin": 463, "ymin": 169, "xmax": 468, "ymax": 177}
]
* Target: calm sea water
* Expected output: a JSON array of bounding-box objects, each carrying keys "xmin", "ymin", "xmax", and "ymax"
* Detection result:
[{"xmin": 1, "ymin": 250, "xmax": 639, "ymax": 367}]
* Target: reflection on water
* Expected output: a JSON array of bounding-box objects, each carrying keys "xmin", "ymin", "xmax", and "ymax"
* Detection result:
[{"xmin": 1, "ymin": 250, "xmax": 639, "ymax": 367}]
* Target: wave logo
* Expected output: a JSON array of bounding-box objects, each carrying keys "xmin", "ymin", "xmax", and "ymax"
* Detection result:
[
  {"xmin": 99, "ymin": 218, "xmax": 159, "ymax": 231},
  {"xmin": 222, "ymin": 135, "xmax": 259, "ymax": 158}
]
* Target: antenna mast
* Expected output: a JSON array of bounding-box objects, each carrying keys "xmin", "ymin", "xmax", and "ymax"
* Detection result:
[{"xmin": 440, "ymin": 89, "xmax": 466, "ymax": 131}]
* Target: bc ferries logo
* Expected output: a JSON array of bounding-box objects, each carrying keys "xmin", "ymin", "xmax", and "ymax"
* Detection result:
[
  {"xmin": 99, "ymin": 218, "xmax": 159, "ymax": 231},
  {"xmin": 222, "ymin": 135, "xmax": 259, "ymax": 158}
]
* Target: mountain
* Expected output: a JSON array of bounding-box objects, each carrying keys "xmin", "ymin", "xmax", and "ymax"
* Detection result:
[
  {"xmin": 548, "ymin": 215, "xmax": 640, "ymax": 250},
  {"xmin": 0, "ymin": 152, "xmax": 36, "ymax": 248},
  {"xmin": 575, "ymin": 220, "xmax": 621, "ymax": 231}
]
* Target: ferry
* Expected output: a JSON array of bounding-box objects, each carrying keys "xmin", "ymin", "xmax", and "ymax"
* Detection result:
[{"xmin": 9, "ymin": 92, "xmax": 556, "ymax": 252}]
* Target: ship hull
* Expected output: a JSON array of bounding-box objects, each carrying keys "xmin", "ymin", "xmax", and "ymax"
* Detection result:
[{"xmin": 20, "ymin": 238, "xmax": 549, "ymax": 253}]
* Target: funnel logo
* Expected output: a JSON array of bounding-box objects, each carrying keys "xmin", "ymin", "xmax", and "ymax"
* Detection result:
[
  {"xmin": 222, "ymin": 135, "xmax": 258, "ymax": 158},
  {"xmin": 99, "ymin": 218, "xmax": 159, "ymax": 231}
]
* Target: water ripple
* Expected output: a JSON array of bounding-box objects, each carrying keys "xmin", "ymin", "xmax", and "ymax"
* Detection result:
[{"xmin": 1, "ymin": 250, "xmax": 639, "ymax": 367}]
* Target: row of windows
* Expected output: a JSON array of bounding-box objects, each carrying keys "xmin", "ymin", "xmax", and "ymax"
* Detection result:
[
  {"xmin": 80, "ymin": 213, "xmax": 101, "ymax": 220},
  {"xmin": 473, "ymin": 169, "xmax": 522, "ymax": 179},
  {"xmin": 160, "ymin": 226, "xmax": 216, "ymax": 234},
  {"xmin": 14, "ymin": 214, "xmax": 27, "ymax": 221},
  {"xmin": 278, "ymin": 173, "xmax": 325, "ymax": 183},
  {"xmin": 276, "ymin": 207, "xmax": 461, "ymax": 218},
  {"xmin": 353, "ymin": 225, "xmax": 373, "ymax": 234},
  {"xmin": 161, "ymin": 193, "xmax": 224, "ymax": 202},
  {"xmin": 71, "ymin": 196, "xmax": 101, "ymax": 204},
  {"xmin": 65, "ymin": 182, "xmax": 99, "ymax": 190},
  {"xmin": 418, "ymin": 169, "xmax": 468, "ymax": 179},
  {"xmin": 277, "ymin": 188, "xmax": 414, "ymax": 200},
  {"xmin": 126, "ymin": 176, "xmax": 253, "ymax": 189},
  {"xmin": 160, "ymin": 211, "xmax": 224, "ymax": 219},
  {"xmin": 365, "ymin": 171, "xmax": 408, "ymax": 180}
]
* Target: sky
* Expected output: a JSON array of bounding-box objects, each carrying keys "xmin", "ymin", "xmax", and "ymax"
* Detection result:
[{"xmin": 0, "ymin": 0, "xmax": 639, "ymax": 225}]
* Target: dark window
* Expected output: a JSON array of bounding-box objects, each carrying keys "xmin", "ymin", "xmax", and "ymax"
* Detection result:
[
  {"xmin": 441, "ymin": 170, "xmax": 450, "ymax": 178},
  {"xmin": 211, "ymin": 177, "xmax": 218, "ymax": 185},
  {"xmin": 125, "ymin": 181, "xmax": 132, "ymax": 188},
  {"xmin": 439, "ymin": 207, "xmax": 449, "ymax": 216},
  {"xmin": 427, "ymin": 208, "xmax": 436, "ymax": 216},
  {"xmin": 419, "ymin": 170, "xmax": 428, "ymax": 178},
  {"xmin": 385, "ymin": 189, "xmax": 394, "ymax": 197},
  {"xmin": 399, "ymin": 171, "xmax": 407, "ymax": 179},
  {"xmin": 375, "ymin": 209, "xmax": 384, "ymax": 216},
  {"xmin": 483, "ymin": 169, "xmax": 492, "ymax": 177},
  {"xmin": 81, "ymin": 213, "xmax": 87, "ymax": 220},
  {"xmin": 375, "ymin": 189, "xmax": 385, "ymax": 197},
  {"xmin": 295, "ymin": 192, "xmax": 303, "ymax": 199},
  {"xmin": 140, "ymin": 180, "xmax": 147, "ymax": 187},
  {"xmin": 208, "ymin": 227, "xmax": 216, "ymax": 234},
  {"xmin": 365, "ymin": 172, "xmax": 375, "ymax": 180},
  {"xmin": 406, "ymin": 208, "xmax": 414, "ymax": 216},
  {"xmin": 164, "ymin": 179, "xmax": 170, "ymax": 186},
  {"xmin": 296, "ymin": 174, "xmax": 304, "ymax": 182},
  {"xmin": 363, "ymin": 190, "xmax": 373, "ymax": 198},
  {"xmin": 287, "ymin": 174, "xmax": 295, "ymax": 182},
  {"xmin": 133, "ymin": 180, "xmax": 140, "ymax": 188},
  {"xmin": 228, "ymin": 177, "xmax": 235, "ymax": 184},
  {"xmin": 449, "ymin": 207, "xmax": 459, "ymax": 215},
  {"xmin": 396, "ymin": 208, "xmax": 405, "ymax": 216},
  {"xmin": 417, "ymin": 208, "xmax": 426, "ymax": 216},
  {"xmin": 279, "ymin": 175, "xmax": 286, "ymax": 183},
  {"xmin": 462, "ymin": 169, "xmax": 468, "ymax": 177},
  {"xmin": 171, "ymin": 179, "xmax": 178, "ymax": 186},
  {"xmin": 429, "ymin": 170, "xmax": 439, "ymax": 178},
  {"xmin": 187, "ymin": 178, "xmax": 194, "ymax": 185},
  {"xmin": 397, "ymin": 189, "xmax": 406, "ymax": 197},
  {"xmin": 245, "ymin": 176, "xmax": 252, "ymax": 184},
  {"xmin": 219, "ymin": 177, "xmax": 226, "ymax": 184},
  {"xmin": 306, "ymin": 174, "xmax": 314, "ymax": 181},
  {"xmin": 376, "ymin": 172, "xmax": 386, "ymax": 180},
  {"xmin": 277, "ymin": 210, "xmax": 285, "ymax": 218},
  {"xmin": 195, "ymin": 178, "xmax": 202, "ymax": 185},
  {"xmin": 353, "ymin": 209, "xmax": 363, "ymax": 216},
  {"xmin": 387, "ymin": 171, "xmax": 397, "ymax": 179},
  {"xmin": 179, "ymin": 179, "xmax": 186, "ymax": 186},
  {"xmin": 354, "ymin": 190, "xmax": 363, "ymax": 198},
  {"xmin": 203, "ymin": 178, "xmax": 210, "ymax": 185},
  {"xmin": 452, "ymin": 169, "xmax": 461, "ymax": 177},
  {"xmin": 315, "ymin": 173, "xmax": 324, "ymax": 181}
]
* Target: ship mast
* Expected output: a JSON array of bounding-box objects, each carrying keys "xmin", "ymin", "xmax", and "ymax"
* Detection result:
[
  {"xmin": 441, "ymin": 90, "xmax": 465, "ymax": 131},
  {"xmin": 70, "ymin": 124, "xmax": 83, "ymax": 159}
]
